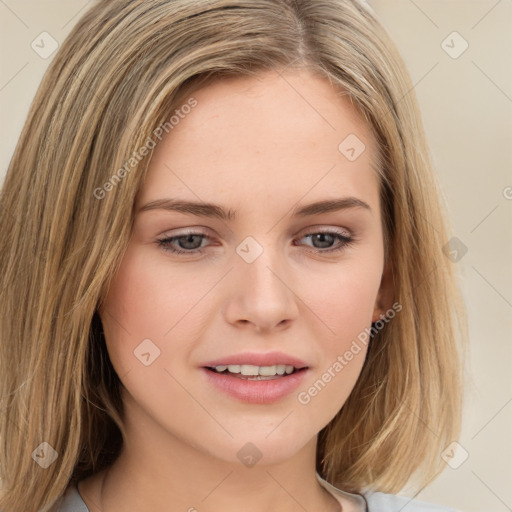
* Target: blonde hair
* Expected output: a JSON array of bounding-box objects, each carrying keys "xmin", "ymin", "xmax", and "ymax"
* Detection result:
[{"xmin": 0, "ymin": 0, "xmax": 467, "ymax": 510}]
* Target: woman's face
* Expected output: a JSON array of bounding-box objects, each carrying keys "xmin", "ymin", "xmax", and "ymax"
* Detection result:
[{"xmin": 99, "ymin": 68, "xmax": 391, "ymax": 466}]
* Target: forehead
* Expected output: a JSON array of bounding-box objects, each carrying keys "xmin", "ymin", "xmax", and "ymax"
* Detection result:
[{"xmin": 137, "ymin": 68, "xmax": 380, "ymax": 212}]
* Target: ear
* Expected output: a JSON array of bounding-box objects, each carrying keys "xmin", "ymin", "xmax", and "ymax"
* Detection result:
[{"xmin": 372, "ymin": 260, "xmax": 394, "ymax": 322}]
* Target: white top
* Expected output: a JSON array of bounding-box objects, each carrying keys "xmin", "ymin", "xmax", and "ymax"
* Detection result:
[
  {"xmin": 52, "ymin": 472, "xmax": 461, "ymax": 511},
  {"xmin": 315, "ymin": 473, "xmax": 461, "ymax": 511}
]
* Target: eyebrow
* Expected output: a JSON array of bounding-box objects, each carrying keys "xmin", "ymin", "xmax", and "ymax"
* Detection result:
[{"xmin": 138, "ymin": 197, "xmax": 371, "ymax": 221}]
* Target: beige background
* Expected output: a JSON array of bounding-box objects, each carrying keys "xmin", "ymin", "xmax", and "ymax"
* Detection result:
[{"xmin": 1, "ymin": 1, "xmax": 511, "ymax": 511}]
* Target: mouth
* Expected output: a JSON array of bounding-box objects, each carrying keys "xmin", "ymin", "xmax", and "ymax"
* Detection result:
[
  {"xmin": 205, "ymin": 364, "xmax": 307, "ymax": 380},
  {"xmin": 201, "ymin": 364, "xmax": 310, "ymax": 404}
]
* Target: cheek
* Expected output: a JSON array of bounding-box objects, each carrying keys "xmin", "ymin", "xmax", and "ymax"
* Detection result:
[
  {"xmin": 98, "ymin": 247, "xmax": 170, "ymax": 375},
  {"xmin": 101, "ymin": 245, "xmax": 206, "ymax": 337},
  {"xmin": 291, "ymin": 259, "xmax": 382, "ymax": 421},
  {"xmin": 98, "ymin": 249, "xmax": 207, "ymax": 430},
  {"xmin": 303, "ymin": 258, "xmax": 382, "ymax": 344},
  {"xmin": 99, "ymin": 246, "xmax": 221, "ymax": 378}
]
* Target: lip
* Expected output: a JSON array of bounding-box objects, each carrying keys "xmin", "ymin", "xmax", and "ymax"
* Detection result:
[
  {"xmin": 201, "ymin": 351, "xmax": 309, "ymax": 369},
  {"xmin": 201, "ymin": 366, "xmax": 310, "ymax": 404}
]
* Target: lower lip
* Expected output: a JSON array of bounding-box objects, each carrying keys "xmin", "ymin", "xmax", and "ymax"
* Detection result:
[{"xmin": 201, "ymin": 367, "xmax": 309, "ymax": 404}]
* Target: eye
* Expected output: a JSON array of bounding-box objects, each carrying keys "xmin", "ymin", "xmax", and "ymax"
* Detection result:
[
  {"xmin": 157, "ymin": 230, "xmax": 210, "ymax": 255},
  {"xmin": 157, "ymin": 228, "xmax": 354, "ymax": 256},
  {"xmin": 295, "ymin": 229, "xmax": 354, "ymax": 253}
]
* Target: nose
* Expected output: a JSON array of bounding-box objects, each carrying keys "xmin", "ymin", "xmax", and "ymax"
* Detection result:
[{"xmin": 222, "ymin": 245, "xmax": 300, "ymax": 333}]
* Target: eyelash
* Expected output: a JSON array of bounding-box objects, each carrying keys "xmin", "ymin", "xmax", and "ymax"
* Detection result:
[{"xmin": 156, "ymin": 229, "xmax": 354, "ymax": 256}]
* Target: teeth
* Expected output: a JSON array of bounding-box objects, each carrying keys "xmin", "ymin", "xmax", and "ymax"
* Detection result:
[{"xmin": 213, "ymin": 364, "xmax": 296, "ymax": 376}]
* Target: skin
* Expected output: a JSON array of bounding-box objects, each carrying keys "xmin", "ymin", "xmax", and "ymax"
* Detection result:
[{"xmin": 79, "ymin": 68, "xmax": 393, "ymax": 512}]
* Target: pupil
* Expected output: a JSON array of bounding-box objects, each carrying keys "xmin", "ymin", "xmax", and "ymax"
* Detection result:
[
  {"xmin": 181, "ymin": 234, "xmax": 201, "ymax": 249},
  {"xmin": 314, "ymin": 233, "xmax": 333, "ymax": 248}
]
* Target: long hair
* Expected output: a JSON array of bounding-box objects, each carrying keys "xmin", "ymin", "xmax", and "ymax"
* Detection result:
[{"xmin": 0, "ymin": 1, "xmax": 467, "ymax": 510}]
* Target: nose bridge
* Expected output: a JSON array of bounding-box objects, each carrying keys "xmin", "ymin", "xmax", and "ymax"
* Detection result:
[
  {"xmin": 237, "ymin": 237, "xmax": 289, "ymax": 299},
  {"xmin": 226, "ymin": 235, "xmax": 299, "ymax": 329}
]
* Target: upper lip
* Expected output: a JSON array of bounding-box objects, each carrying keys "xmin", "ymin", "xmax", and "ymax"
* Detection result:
[{"xmin": 202, "ymin": 351, "xmax": 309, "ymax": 369}]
